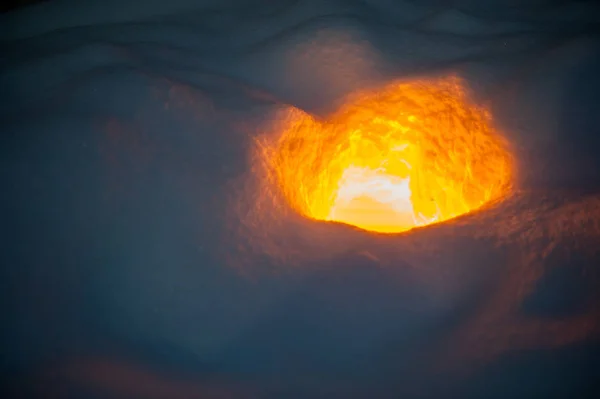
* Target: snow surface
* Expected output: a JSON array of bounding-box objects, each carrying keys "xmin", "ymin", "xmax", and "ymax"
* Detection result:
[{"xmin": 2, "ymin": 0, "xmax": 600, "ymax": 398}]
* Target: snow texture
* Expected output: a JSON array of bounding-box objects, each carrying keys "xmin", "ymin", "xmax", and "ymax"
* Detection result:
[{"xmin": 2, "ymin": 0, "xmax": 600, "ymax": 398}]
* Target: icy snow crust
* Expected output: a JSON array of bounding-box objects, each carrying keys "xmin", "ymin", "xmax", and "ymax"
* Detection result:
[{"xmin": 2, "ymin": 0, "xmax": 600, "ymax": 397}]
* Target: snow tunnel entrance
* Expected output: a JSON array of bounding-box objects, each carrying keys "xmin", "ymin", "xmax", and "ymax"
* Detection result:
[{"xmin": 258, "ymin": 77, "xmax": 515, "ymax": 233}]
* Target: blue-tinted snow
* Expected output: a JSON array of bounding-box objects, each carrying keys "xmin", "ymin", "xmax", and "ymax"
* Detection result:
[{"xmin": 2, "ymin": 0, "xmax": 600, "ymax": 398}]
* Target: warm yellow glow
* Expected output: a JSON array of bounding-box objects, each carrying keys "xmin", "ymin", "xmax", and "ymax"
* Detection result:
[{"xmin": 258, "ymin": 77, "xmax": 514, "ymax": 233}]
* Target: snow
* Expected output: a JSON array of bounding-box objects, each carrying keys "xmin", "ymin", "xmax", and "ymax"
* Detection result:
[{"xmin": 2, "ymin": 1, "xmax": 600, "ymax": 398}]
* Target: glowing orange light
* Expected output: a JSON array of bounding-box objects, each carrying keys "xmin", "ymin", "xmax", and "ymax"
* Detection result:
[{"xmin": 258, "ymin": 77, "xmax": 514, "ymax": 233}]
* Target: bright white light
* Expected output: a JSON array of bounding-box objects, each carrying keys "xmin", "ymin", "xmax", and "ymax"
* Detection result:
[{"xmin": 327, "ymin": 166, "xmax": 416, "ymax": 231}]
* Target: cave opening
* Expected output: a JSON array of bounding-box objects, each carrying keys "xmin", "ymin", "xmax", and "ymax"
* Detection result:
[{"xmin": 258, "ymin": 77, "xmax": 515, "ymax": 233}]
